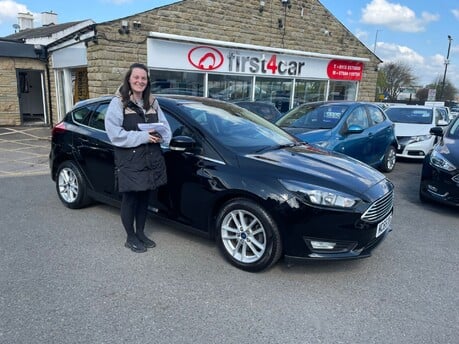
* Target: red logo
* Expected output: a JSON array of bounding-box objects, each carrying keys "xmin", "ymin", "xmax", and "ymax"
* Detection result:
[
  {"xmin": 188, "ymin": 46, "xmax": 224, "ymax": 71},
  {"xmin": 327, "ymin": 60, "xmax": 364, "ymax": 81}
]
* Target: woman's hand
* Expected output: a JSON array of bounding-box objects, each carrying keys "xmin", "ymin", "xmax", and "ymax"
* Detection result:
[{"xmin": 148, "ymin": 131, "xmax": 163, "ymax": 143}]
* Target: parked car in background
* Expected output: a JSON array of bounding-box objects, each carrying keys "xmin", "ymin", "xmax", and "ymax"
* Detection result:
[
  {"xmin": 419, "ymin": 115, "xmax": 459, "ymax": 207},
  {"xmin": 234, "ymin": 101, "xmax": 282, "ymax": 122},
  {"xmin": 276, "ymin": 101, "xmax": 398, "ymax": 172},
  {"xmin": 449, "ymin": 105, "xmax": 459, "ymax": 119},
  {"xmin": 50, "ymin": 95, "xmax": 394, "ymax": 272},
  {"xmin": 385, "ymin": 105, "xmax": 450, "ymax": 160}
]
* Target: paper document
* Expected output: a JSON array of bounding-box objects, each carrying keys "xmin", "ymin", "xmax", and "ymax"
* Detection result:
[{"xmin": 138, "ymin": 123, "xmax": 168, "ymax": 138}]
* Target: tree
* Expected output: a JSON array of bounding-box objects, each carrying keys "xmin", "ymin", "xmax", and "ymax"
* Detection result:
[
  {"xmin": 432, "ymin": 76, "xmax": 457, "ymax": 101},
  {"xmin": 378, "ymin": 61, "xmax": 417, "ymax": 101},
  {"xmin": 416, "ymin": 88, "xmax": 429, "ymax": 102}
]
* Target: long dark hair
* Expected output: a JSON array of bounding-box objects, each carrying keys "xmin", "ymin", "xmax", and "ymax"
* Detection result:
[{"xmin": 119, "ymin": 63, "xmax": 152, "ymax": 110}]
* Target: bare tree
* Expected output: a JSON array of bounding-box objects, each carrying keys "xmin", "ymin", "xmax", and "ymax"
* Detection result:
[
  {"xmin": 379, "ymin": 61, "xmax": 417, "ymax": 101},
  {"xmin": 432, "ymin": 76, "xmax": 458, "ymax": 101}
]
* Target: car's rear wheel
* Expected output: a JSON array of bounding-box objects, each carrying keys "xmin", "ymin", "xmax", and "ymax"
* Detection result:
[
  {"xmin": 56, "ymin": 161, "xmax": 91, "ymax": 209},
  {"xmin": 380, "ymin": 146, "xmax": 397, "ymax": 172},
  {"xmin": 216, "ymin": 198, "xmax": 282, "ymax": 272}
]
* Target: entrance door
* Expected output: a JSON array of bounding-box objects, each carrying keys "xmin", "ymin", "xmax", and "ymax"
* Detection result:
[{"xmin": 17, "ymin": 70, "xmax": 46, "ymax": 125}]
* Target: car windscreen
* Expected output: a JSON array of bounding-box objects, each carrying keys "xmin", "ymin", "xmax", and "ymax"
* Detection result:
[
  {"xmin": 446, "ymin": 117, "xmax": 459, "ymax": 139},
  {"xmin": 177, "ymin": 101, "xmax": 296, "ymax": 154},
  {"xmin": 385, "ymin": 108, "xmax": 433, "ymax": 124},
  {"xmin": 277, "ymin": 104, "xmax": 348, "ymax": 129}
]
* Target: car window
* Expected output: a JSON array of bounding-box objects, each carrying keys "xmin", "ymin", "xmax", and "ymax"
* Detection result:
[
  {"xmin": 385, "ymin": 108, "xmax": 433, "ymax": 124},
  {"xmin": 446, "ymin": 118, "xmax": 459, "ymax": 138},
  {"xmin": 435, "ymin": 108, "xmax": 449, "ymax": 124},
  {"xmin": 72, "ymin": 105, "xmax": 93, "ymax": 125},
  {"xmin": 367, "ymin": 105, "xmax": 385, "ymax": 125},
  {"xmin": 88, "ymin": 103, "xmax": 109, "ymax": 131},
  {"xmin": 346, "ymin": 106, "xmax": 369, "ymax": 129},
  {"xmin": 162, "ymin": 109, "xmax": 221, "ymax": 161},
  {"xmin": 280, "ymin": 104, "xmax": 346, "ymax": 129}
]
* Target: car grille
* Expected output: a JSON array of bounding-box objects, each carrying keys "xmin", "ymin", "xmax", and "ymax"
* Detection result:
[{"xmin": 361, "ymin": 191, "xmax": 394, "ymax": 223}]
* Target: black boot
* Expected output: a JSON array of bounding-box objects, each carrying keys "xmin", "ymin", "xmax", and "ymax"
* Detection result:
[
  {"xmin": 136, "ymin": 232, "xmax": 156, "ymax": 248},
  {"xmin": 125, "ymin": 236, "xmax": 147, "ymax": 253}
]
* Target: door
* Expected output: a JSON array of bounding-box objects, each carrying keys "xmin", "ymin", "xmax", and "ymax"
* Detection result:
[{"xmin": 17, "ymin": 70, "xmax": 46, "ymax": 124}]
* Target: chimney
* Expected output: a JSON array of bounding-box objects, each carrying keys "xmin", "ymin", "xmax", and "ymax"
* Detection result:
[
  {"xmin": 17, "ymin": 12, "xmax": 34, "ymax": 31},
  {"xmin": 41, "ymin": 11, "xmax": 58, "ymax": 26}
]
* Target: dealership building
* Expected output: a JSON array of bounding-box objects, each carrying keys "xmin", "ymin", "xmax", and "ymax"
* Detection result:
[{"xmin": 0, "ymin": 0, "xmax": 381, "ymax": 126}]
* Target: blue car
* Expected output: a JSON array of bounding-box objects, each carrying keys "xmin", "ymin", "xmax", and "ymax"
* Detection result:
[{"xmin": 276, "ymin": 101, "xmax": 398, "ymax": 172}]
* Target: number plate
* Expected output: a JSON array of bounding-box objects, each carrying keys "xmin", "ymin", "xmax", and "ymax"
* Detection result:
[{"xmin": 376, "ymin": 213, "xmax": 392, "ymax": 238}]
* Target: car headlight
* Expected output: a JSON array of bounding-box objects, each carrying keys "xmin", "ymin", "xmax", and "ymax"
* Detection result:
[
  {"xmin": 411, "ymin": 135, "xmax": 431, "ymax": 142},
  {"xmin": 279, "ymin": 179, "xmax": 359, "ymax": 208},
  {"xmin": 430, "ymin": 150, "xmax": 456, "ymax": 171}
]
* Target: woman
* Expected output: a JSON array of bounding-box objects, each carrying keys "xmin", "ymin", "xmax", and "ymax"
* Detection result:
[{"xmin": 105, "ymin": 63, "xmax": 171, "ymax": 253}]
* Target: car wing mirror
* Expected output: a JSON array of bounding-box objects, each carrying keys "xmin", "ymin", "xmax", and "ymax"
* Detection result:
[
  {"xmin": 429, "ymin": 126, "xmax": 444, "ymax": 136},
  {"xmin": 169, "ymin": 135, "xmax": 195, "ymax": 152},
  {"xmin": 346, "ymin": 124, "xmax": 364, "ymax": 134}
]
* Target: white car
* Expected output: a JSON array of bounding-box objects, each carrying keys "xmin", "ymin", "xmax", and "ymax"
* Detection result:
[{"xmin": 385, "ymin": 105, "xmax": 449, "ymax": 159}]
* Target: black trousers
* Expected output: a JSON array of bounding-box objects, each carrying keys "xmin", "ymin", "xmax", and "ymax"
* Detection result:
[{"xmin": 120, "ymin": 190, "xmax": 150, "ymax": 238}]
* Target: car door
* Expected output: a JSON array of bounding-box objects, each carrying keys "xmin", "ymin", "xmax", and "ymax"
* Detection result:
[
  {"xmin": 336, "ymin": 105, "xmax": 372, "ymax": 163},
  {"xmin": 365, "ymin": 104, "xmax": 394, "ymax": 166},
  {"xmin": 151, "ymin": 108, "xmax": 227, "ymax": 233},
  {"xmin": 73, "ymin": 101, "xmax": 117, "ymax": 201}
]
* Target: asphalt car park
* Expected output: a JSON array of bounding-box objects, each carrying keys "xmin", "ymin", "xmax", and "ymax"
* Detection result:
[{"xmin": 1, "ymin": 157, "xmax": 458, "ymax": 344}]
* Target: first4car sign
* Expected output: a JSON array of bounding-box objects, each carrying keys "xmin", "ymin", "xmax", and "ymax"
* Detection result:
[{"xmin": 148, "ymin": 38, "xmax": 365, "ymax": 80}]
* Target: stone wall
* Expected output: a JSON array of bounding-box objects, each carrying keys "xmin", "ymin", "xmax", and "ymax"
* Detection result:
[
  {"xmin": 86, "ymin": 0, "xmax": 379, "ymax": 100},
  {"xmin": 0, "ymin": 58, "xmax": 47, "ymax": 126}
]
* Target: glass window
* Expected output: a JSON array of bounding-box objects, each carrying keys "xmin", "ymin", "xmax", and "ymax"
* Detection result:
[
  {"xmin": 72, "ymin": 104, "xmax": 93, "ymax": 124},
  {"xmin": 88, "ymin": 103, "xmax": 108, "ymax": 131},
  {"xmin": 255, "ymin": 77, "xmax": 292, "ymax": 113},
  {"xmin": 328, "ymin": 81, "xmax": 357, "ymax": 101},
  {"xmin": 208, "ymin": 74, "xmax": 252, "ymax": 101},
  {"xmin": 347, "ymin": 106, "xmax": 369, "ymax": 129},
  {"xmin": 366, "ymin": 105, "xmax": 385, "ymax": 125},
  {"xmin": 150, "ymin": 70, "xmax": 204, "ymax": 96},
  {"xmin": 294, "ymin": 80, "xmax": 327, "ymax": 104}
]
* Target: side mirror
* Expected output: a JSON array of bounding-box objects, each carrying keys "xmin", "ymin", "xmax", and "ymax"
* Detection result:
[
  {"xmin": 346, "ymin": 124, "xmax": 364, "ymax": 134},
  {"xmin": 429, "ymin": 126, "xmax": 444, "ymax": 137},
  {"xmin": 169, "ymin": 135, "xmax": 195, "ymax": 152}
]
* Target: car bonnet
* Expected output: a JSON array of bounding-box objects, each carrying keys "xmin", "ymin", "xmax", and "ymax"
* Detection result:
[{"xmin": 246, "ymin": 144, "xmax": 387, "ymax": 197}]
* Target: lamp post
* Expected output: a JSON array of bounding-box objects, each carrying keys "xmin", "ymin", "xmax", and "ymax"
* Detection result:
[
  {"xmin": 373, "ymin": 29, "xmax": 382, "ymax": 54},
  {"xmin": 440, "ymin": 35, "xmax": 453, "ymax": 101}
]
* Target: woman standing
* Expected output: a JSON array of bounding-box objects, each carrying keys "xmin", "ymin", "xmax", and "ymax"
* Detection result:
[{"xmin": 105, "ymin": 63, "xmax": 171, "ymax": 253}]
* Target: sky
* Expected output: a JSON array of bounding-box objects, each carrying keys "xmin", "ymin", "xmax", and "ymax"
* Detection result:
[{"xmin": 0, "ymin": 0, "xmax": 458, "ymax": 89}]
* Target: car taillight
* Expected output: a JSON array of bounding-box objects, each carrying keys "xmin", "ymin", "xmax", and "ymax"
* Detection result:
[{"xmin": 52, "ymin": 122, "xmax": 66, "ymax": 134}]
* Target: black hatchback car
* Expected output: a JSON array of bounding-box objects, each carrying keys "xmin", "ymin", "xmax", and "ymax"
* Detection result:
[
  {"xmin": 420, "ymin": 115, "xmax": 459, "ymax": 206},
  {"xmin": 50, "ymin": 95, "xmax": 394, "ymax": 272}
]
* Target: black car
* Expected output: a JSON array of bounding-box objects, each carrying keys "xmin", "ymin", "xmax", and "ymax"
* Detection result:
[
  {"xmin": 50, "ymin": 95, "xmax": 394, "ymax": 272},
  {"xmin": 234, "ymin": 101, "xmax": 282, "ymax": 122},
  {"xmin": 420, "ymin": 115, "xmax": 459, "ymax": 206}
]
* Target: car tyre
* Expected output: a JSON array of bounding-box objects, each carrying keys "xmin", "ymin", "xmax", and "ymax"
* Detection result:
[
  {"xmin": 216, "ymin": 198, "xmax": 282, "ymax": 272},
  {"xmin": 56, "ymin": 161, "xmax": 91, "ymax": 209},
  {"xmin": 380, "ymin": 146, "xmax": 397, "ymax": 172}
]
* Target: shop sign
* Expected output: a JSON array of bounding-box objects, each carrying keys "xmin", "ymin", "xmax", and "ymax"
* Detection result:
[
  {"xmin": 327, "ymin": 60, "xmax": 364, "ymax": 80},
  {"xmin": 148, "ymin": 39, "xmax": 364, "ymax": 81}
]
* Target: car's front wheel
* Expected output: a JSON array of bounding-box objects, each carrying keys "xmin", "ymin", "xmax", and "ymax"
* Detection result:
[
  {"xmin": 380, "ymin": 146, "xmax": 397, "ymax": 172},
  {"xmin": 216, "ymin": 198, "xmax": 282, "ymax": 272},
  {"xmin": 56, "ymin": 161, "xmax": 91, "ymax": 209}
]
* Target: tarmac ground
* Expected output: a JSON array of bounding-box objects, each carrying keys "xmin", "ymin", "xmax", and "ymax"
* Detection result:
[{"xmin": 0, "ymin": 126, "xmax": 52, "ymax": 178}]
